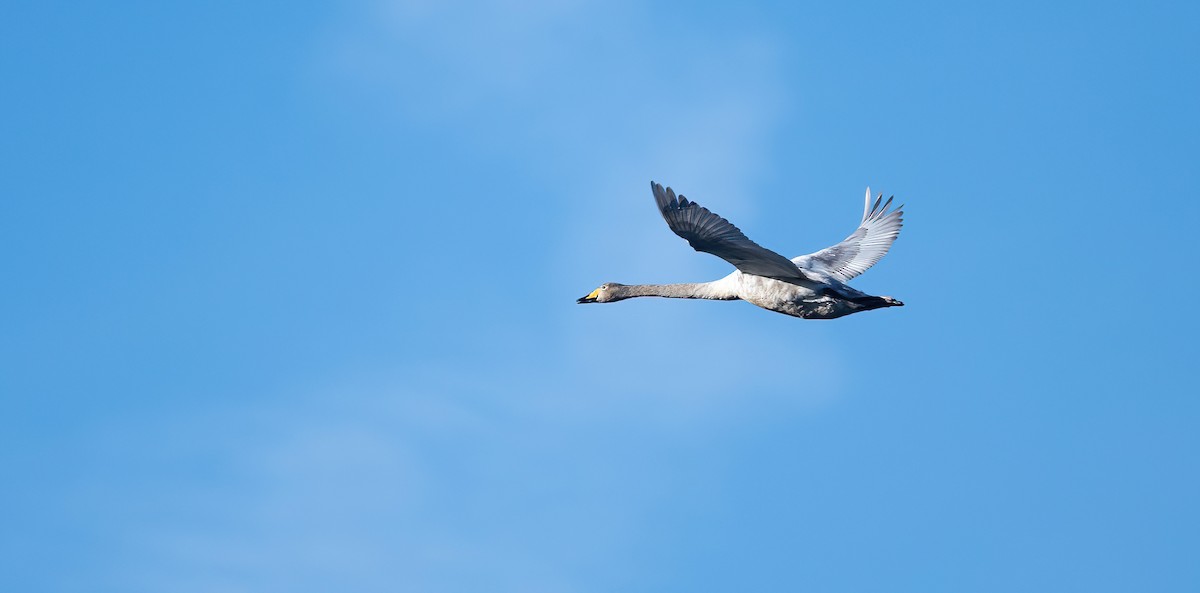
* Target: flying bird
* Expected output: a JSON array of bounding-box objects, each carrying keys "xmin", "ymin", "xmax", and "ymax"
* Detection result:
[{"xmin": 577, "ymin": 181, "xmax": 905, "ymax": 320}]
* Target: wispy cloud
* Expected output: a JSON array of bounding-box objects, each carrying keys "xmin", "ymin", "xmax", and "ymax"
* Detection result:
[
  {"xmin": 323, "ymin": 1, "xmax": 786, "ymax": 185},
  {"xmin": 121, "ymin": 339, "xmax": 840, "ymax": 592},
  {"xmin": 85, "ymin": 5, "xmax": 851, "ymax": 591}
]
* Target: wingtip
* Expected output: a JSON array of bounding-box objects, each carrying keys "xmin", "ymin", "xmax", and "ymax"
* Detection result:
[
  {"xmin": 651, "ymin": 180, "xmax": 668, "ymax": 203},
  {"xmin": 880, "ymin": 194, "xmax": 895, "ymax": 214},
  {"xmin": 652, "ymin": 181, "xmax": 682, "ymax": 212}
]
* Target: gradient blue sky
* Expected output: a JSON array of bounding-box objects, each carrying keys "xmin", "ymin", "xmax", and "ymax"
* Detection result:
[{"xmin": 3, "ymin": 1, "xmax": 1199, "ymax": 592}]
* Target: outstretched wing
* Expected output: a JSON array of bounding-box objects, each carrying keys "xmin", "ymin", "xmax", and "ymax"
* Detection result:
[
  {"xmin": 652, "ymin": 181, "xmax": 813, "ymax": 285},
  {"xmin": 792, "ymin": 188, "xmax": 904, "ymax": 282}
]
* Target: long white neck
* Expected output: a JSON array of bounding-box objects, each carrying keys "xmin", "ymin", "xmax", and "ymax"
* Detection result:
[{"xmin": 616, "ymin": 282, "xmax": 737, "ymax": 301}]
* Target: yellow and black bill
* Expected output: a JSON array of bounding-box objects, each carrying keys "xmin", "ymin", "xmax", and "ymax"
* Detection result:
[{"xmin": 576, "ymin": 288, "xmax": 601, "ymax": 303}]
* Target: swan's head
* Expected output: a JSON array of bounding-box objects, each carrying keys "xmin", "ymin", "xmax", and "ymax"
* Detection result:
[{"xmin": 577, "ymin": 282, "xmax": 625, "ymax": 303}]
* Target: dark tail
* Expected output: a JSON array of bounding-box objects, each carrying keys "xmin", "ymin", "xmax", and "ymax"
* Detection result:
[{"xmin": 848, "ymin": 295, "xmax": 904, "ymax": 309}]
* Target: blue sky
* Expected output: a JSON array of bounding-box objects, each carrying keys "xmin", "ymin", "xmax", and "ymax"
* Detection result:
[{"xmin": 2, "ymin": 1, "xmax": 1198, "ymax": 591}]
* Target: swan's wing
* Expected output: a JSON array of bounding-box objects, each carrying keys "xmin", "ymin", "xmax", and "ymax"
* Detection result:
[
  {"xmin": 652, "ymin": 181, "xmax": 813, "ymax": 284},
  {"xmin": 792, "ymin": 188, "xmax": 904, "ymax": 282}
]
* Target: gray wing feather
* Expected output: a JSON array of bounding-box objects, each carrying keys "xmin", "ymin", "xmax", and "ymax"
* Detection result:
[
  {"xmin": 651, "ymin": 181, "xmax": 813, "ymax": 285},
  {"xmin": 793, "ymin": 187, "xmax": 904, "ymax": 282}
]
